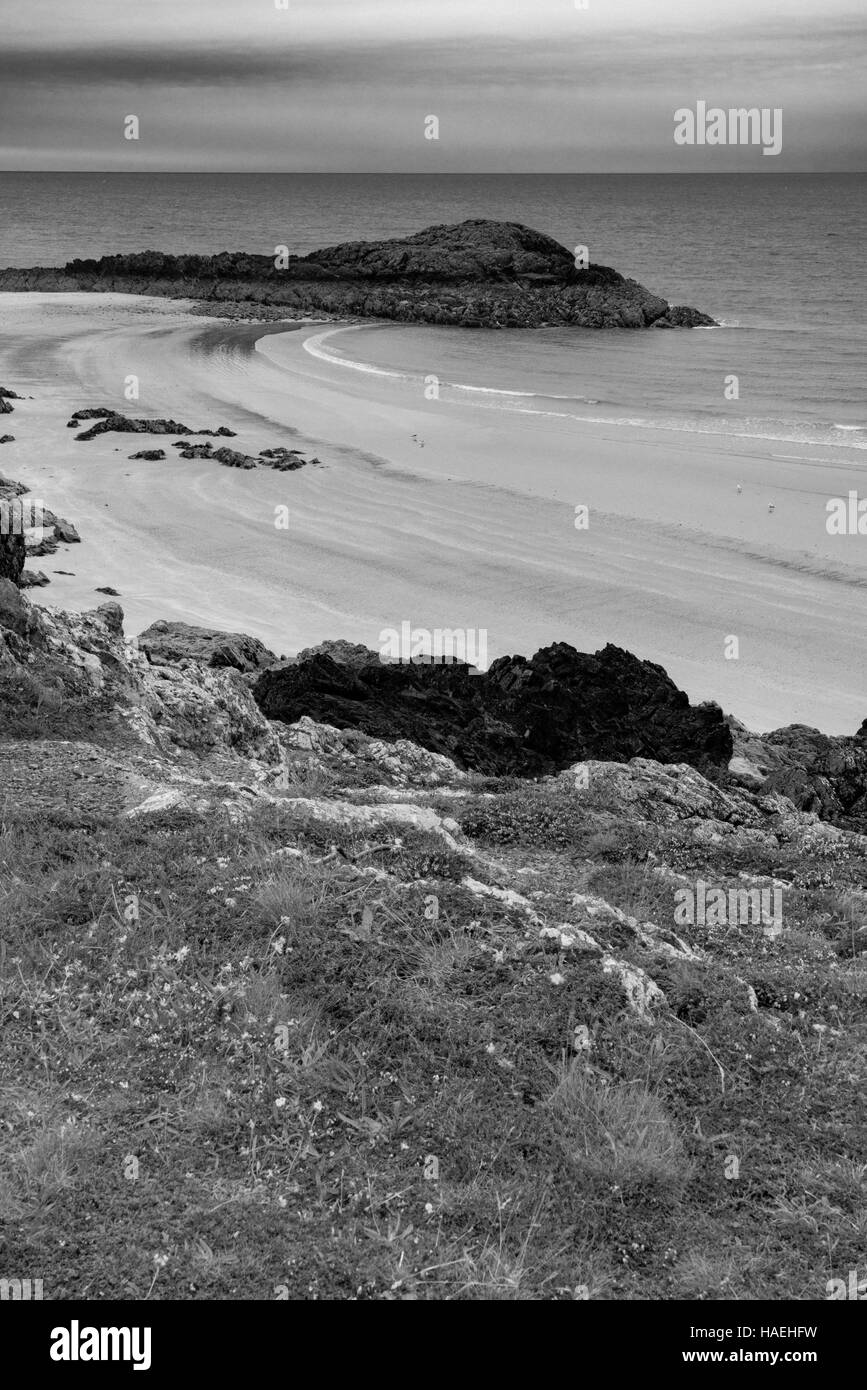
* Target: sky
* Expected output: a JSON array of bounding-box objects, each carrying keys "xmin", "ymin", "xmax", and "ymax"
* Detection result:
[{"xmin": 0, "ymin": 0, "xmax": 865, "ymax": 170}]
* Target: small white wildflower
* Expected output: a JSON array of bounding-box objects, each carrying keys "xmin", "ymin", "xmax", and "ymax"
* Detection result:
[{"xmin": 549, "ymin": 972, "xmax": 565, "ymax": 986}]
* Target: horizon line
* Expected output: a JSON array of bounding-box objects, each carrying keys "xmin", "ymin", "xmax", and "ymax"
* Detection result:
[{"xmin": 3, "ymin": 168, "xmax": 866, "ymax": 176}]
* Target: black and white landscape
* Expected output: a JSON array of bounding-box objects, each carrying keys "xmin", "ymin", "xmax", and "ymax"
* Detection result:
[{"xmin": 1, "ymin": 0, "xmax": 866, "ymax": 1329}]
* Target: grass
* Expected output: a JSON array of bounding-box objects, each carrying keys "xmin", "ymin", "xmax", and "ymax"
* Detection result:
[{"xmin": 0, "ymin": 783, "xmax": 865, "ymax": 1300}]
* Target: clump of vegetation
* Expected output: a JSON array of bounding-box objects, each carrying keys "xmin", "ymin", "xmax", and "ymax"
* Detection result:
[
  {"xmin": 0, "ymin": 672, "xmax": 121, "ymax": 741},
  {"xmin": 457, "ymin": 783, "xmax": 653, "ymax": 858}
]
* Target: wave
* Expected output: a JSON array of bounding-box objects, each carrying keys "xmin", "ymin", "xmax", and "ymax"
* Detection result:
[{"xmin": 294, "ymin": 325, "xmax": 867, "ymax": 451}]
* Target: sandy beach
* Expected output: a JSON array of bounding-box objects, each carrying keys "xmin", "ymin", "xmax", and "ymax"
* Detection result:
[{"xmin": 1, "ymin": 290, "xmax": 865, "ymax": 734}]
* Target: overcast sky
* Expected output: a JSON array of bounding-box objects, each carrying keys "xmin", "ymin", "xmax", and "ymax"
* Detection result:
[{"xmin": 1, "ymin": 0, "xmax": 864, "ymax": 170}]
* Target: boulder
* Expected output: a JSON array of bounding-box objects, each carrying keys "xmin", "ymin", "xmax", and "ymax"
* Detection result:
[
  {"xmin": 295, "ymin": 639, "xmax": 381, "ymax": 668},
  {"xmin": 0, "ymin": 576, "xmax": 35, "ymax": 636},
  {"xmin": 49, "ymin": 515, "xmax": 80, "ymax": 543},
  {"xmin": 728, "ymin": 716, "xmax": 867, "ymax": 829},
  {"xmin": 138, "ymin": 619, "xmax": 277, "ymax": 673}
]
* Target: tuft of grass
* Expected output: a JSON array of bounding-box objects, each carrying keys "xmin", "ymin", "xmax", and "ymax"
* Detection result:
[{"xmin": 547, "ymin": 1062, "xmax": 691, "ymax": 1195}]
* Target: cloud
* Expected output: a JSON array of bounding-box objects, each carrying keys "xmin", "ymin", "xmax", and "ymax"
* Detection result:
[{"xmin": 1, "ymin": 2, "xmax": 864, "ymax": 169}]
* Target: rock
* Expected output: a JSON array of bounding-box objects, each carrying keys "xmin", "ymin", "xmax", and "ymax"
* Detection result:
[
  {"xmin": 125, "ymin": 788, "xmax": 203, "ymax": 819},
  {"xmin": 94, "ymin": 600, "xmax": 124, "ymax": 634},
  {"xmin": 728, "ymin": 754, "xmax": 767, "ymax": 790},
  {"xmin": 50, "ymin": 515, "xmax": 80, "ymax": 543},
  {"xmin": 138, "ymin": 619, "xmax": 277, "ymax": 673},
  {"xmin": 295, "ymin": 639, "xmax": 381, "ymax": 668},
  {"xmin": 260, "ymin": 447, "xmax": 308, "ymax": 471},
  {"xmin": 96, "ymin": 586, "xmax": 121, "ymax": 597},
  {"xmin": 176, "ymin": 444, "xmax": 213, "ymax": 459},
  {"xmin": 70, "ymin": 411, "xmax": 236, "ymax": 442},
  {"xmin": 281, "ymin": 797, "xmax": 465, "ymax": 851},
  {"xmin": 654, "ymin": 305, "xmax": 715, "ymax": 328},
  {"xmin": 212, "ymin": 447, "xmax": 258, "ymax": 469},
  {"xmin": 0, "ymin": 435, "xmax": 14, "ymax": 444},
  {"xmin": 728, "ymin": 716, "xmax": 867, "ymax": 830},
  {"xmin": 0, "ymin": 576, "xmax": 35, "ymax": 635},
  {"xmin": 1, "ymin": 597, "xmax": 282, "ymax": 764},
  {"xmin": 19, "ymin": 569, "xmax": 49, "ymax": 587},
  {"xmin": 129, "ymin": 449, "xmax": 166, "ymax": 461},
  {"xmin": 0, "ymin": 475, "xmax": 28, "ymax": 496},
  {"xmin": 26, "ymin": 533, "xmax": 59, "ymax": 557},
  {"xmin": 173, "ymin": 443, "xmax": 258, "ymax": 467},
  {"xmin": 1, "ymin": 222, "xmax": 715, "ymax": 330},
  {"xmin": 281, "ymin": 714, "xmax": 465, "ymax": 787},
  {"xmin": 254, "ymin": 641, "xmax": 733, "ymax": 778}
]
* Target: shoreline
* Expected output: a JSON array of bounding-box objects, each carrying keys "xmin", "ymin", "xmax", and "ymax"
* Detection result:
[{"xmin": 1, "ymin": 290, "xmax": 865, "ymax": 735}]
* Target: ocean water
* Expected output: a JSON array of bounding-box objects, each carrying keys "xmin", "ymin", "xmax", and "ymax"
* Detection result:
[{"xmin": 1, "ymin": 171, "xmax": 865, "ymax": 446}]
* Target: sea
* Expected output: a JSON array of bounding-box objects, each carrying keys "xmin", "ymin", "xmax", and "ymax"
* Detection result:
[{"xmin": 0, "ymin": 171, "xmax": 865, "ymax": 448}]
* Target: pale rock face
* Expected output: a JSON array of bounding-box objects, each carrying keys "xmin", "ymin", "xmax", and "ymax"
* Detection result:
[
  {"xmin": 561, "ymin": 754, "xmax": 867, "ymax": 859},
  {"xmin": 280, "ymin": 797, "xmax": 464, "ymax": 849},
  {"xmin": 125, "ymin": 788, "xmax": 204, "ymax": 818},
  {"xmin": 728, "ymin": 754, "xmax": 768, "ymax": 789},
  {"xmin": 600, "ymin": 957, "xmax": 666, "ymax": 1017},
  {"xmin": 282, "ymin": 714, "xmax": 465, "ymax": 787},
  {"xmin": 462, "ymin": 877, "xmax": 545, "ymax": 924}
]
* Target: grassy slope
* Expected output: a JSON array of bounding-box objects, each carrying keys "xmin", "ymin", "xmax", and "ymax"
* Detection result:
[{"xmin": 1, "ymin": 744, "xmax": 865, "ymax": 1302}]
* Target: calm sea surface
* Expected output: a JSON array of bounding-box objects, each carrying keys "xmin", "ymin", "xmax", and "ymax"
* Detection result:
[{"xmin": 1, "ymin": 172, "xmax": 865, "ymax": 445}]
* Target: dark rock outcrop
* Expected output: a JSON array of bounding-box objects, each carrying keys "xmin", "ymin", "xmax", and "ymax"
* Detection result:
[
  {"xmin": 129, "ymin": 449, "xmax": 166, "ymax": 461},
  {"xmin": 253, "ymin": 641, "xmax": 732, "ymax": 777},
  {"xmin": 0, "ymin": 221, "xmax": 715, "ymax": 330},
  {"xmin": 0, "ymin": 530, "xmax": 25, "ymax": 585},
  {"xmin": 260, "ymin": 447, "xmax": 307, "ymax": 471},
  {"xmin": 0, "ymin": 476, "xmax": 26, "ymax": 584},
  {"xmin": 70, "ymin": 412, "xmax": 236, "ymax": 442},
  {"xmin": 0, "ymin": 435, "xmax": 14, "ymax": 444},
  {"xmin": 138, "ymin": 619, "xmax": 277, "ymax": 674}
]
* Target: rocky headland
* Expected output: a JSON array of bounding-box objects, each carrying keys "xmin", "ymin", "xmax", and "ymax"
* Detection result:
[{"xmin": 0, "ymin": 220, "xmax": 715, "ymax": 329}]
